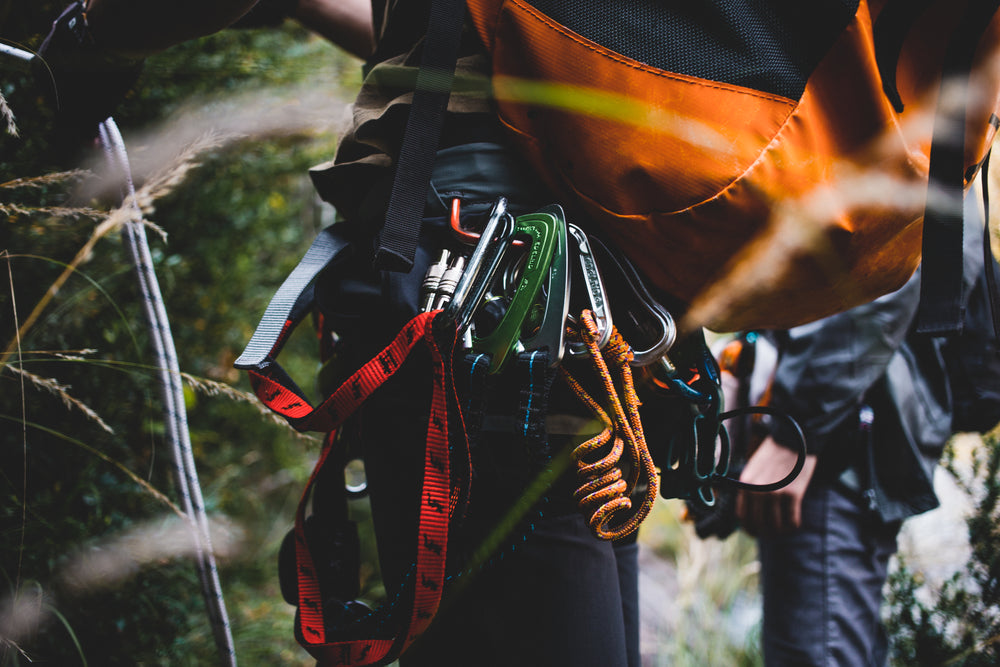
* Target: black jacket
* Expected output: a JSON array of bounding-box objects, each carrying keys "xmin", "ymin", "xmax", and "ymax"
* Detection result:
[{"xmin": 767, "ymin": 193, "xmax": 989, "ymax": 523}]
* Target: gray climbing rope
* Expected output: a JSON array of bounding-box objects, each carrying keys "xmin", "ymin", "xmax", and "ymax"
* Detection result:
[{"xmin": 97, "ymin": 118, "xmax": 237, "ymax": 666}]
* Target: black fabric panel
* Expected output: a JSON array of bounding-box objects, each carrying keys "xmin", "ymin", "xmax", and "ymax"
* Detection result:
[{"xmin": 525, "ymin": 0, "xmax": 860, "ymax": 100}]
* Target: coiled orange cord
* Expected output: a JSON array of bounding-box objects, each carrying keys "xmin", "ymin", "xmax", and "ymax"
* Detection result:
[{"xmin": 562, "ymin": 310, "xmax": 659, "ymax": 540}]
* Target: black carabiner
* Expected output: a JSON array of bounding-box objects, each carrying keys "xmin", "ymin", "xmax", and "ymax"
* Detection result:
[{"xmin": 713, "ymin": 405, "xmax": 808, "ymax": 493}]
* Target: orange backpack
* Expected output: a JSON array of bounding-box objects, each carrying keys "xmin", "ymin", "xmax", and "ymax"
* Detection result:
[{"xmin": 453, "ymin": 0, "xmax": 1000, "ymax": 332}]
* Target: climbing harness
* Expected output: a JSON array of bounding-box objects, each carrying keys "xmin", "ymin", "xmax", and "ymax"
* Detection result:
[
  {"xmin": 242, "ymin": 303, "xmax": 470, "ymax": 663},
  {"xmin": 431, "ymin": 197, "xmax": 807, "ymax": 516},
  {"xmin": 238, "ymin": 195, "xmax": 808, "ymax": 665}
]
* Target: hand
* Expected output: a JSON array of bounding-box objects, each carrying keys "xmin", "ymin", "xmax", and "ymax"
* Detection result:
[{"xmin": 735, "ymin": 436, "xmax": 817, "ymax": 536}]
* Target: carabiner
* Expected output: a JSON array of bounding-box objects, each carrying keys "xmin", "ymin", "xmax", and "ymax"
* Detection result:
[
  {"xmin": 520, "ymin": 205, "xmax": 571, "ymax": 367},
  {"xmin": 714, "ymin": 405, "xmax": 808, "ymax": 493},
  {"xmin": 566, "ymin": 223, "xmax": 613, "ymax": 356},
  {"xmin": 441, "ymin": 197, "xmax": 516, "ymax": 335},
  {"xmin": 473, "ymin": 210, "xmax": 559, "ymax": 373},
  {"xmin": 450, "ymin": 197, "xmax": 525, "ymax": 248},
  {"xmin": 587, "ymin": 236, "xmax": 676, "ymax": 366}
]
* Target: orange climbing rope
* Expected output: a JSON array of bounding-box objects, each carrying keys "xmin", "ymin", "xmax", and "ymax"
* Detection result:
[{"xmin": 561, "ymin": 310, "xmax": 660, "ymax": 540}]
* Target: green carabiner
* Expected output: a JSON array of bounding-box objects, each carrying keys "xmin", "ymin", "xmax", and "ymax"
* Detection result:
[
  {"xmin": 520, "ymin": 205, "xmax": 570, "ymax": 367},
  {"xmin": 473, "ymin": 211, "xmax": 559, "ymax": 373}
]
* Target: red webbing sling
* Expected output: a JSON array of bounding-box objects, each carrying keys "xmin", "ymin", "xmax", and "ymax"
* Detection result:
[
  {"xmin": 254, "ymin": 312, "xmax": 465, "ymax": 665},
  {"xmin": 238, "ymin": 236, "xmax": 469, "ymax": 665}
]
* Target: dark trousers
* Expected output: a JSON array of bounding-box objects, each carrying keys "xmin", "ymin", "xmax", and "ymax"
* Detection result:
[
  {"xmin": 758, "ymin": 479, "xmax": 901, "ymax": 667},
  {"xmin": 402, "ymin": 514, "xmax": 639, "ymax": 666}
]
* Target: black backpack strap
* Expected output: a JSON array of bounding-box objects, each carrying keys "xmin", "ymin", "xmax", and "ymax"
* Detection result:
[
  {"xmin": 917, "ymin": 0, "xmax": 1000, "ymax": 335},
  {"xmin": 980, "ymin": 151, "xmax": 1000, "ymax": 339},
  {"xmin": 873, "ymin": 0, "xmax": 937, "ymax": 113},
  {"xmin": 373, "ymin": 0, "xmax": 467, "ymax": 273}
]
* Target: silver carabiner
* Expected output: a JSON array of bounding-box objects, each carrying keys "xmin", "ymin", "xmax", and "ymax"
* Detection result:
[
  {"xmin": 587, "ymin": 235, "xmax": 676, "ymax": 367},
  {"xmin": 566, "ymin": 223, "xmax": 613, "ymax": 356},
  {"xmin": 441, "ymin": 197, "xmax": 517, "ymax": 336}
]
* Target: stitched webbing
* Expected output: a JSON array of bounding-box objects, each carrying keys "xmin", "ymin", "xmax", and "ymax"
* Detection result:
[
  {"xmin": 270, "ymin": 312, "xmax": 462, "ymax": 666},
  {"xmin": 374, "ymin": 0, "xmax": 466, "ymax": 271},
  {"xmin": 249, "ymin": 313, "xmax": 440, "ymax": 433},
  {"xmin": 517, "ymin": 349, "xmax": 556, "ymax": 464}
]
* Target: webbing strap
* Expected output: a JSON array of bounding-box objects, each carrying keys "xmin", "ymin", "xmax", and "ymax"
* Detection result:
[
  {"xmin": 462, "ymin": 350, "xmax": 556, "ymax": 450},
  {"xmin": 285, "ymin": 311, "xmax": 461, "ymax": 665},
  {"xmin": 373, "ymin": 0, "xmax": 466, "ymax": 272},
  {"xmin": 916, "ymin": 0, "xmax": 1000, "ymax": 334},
  {"xmin": 462, "ymin": 352, "xmax": 493, "ymax": 449},
  {"xmin": 873, "ymin": 0, "xmax": 937, "ymax": 113},
  {"xmin": 980, "ymin": 151, "xmax": 1000, "ymax": 338},
  {"xmin": 517, "ymin": 349, "xmax": 556, "ymax": 463},
  {"xmin": 235, "ymin": 225, "xmax": 353, "ymax": 370}
]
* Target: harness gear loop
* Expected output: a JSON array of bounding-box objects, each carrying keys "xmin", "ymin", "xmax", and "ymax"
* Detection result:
[{"xmin": 561, "ymin": 310, "xmax": 659, "ymax": 540}]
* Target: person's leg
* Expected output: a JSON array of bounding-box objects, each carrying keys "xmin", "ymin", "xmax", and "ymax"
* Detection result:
[
  {"xmin": 343, "ymin": 142, "xmax": 638, "ymax": 665},
  {"xmin": 361, "ymin": 362, "xmax": 633, "ymax": 667},
  {"xmin": 395, "ymin": 509, "xmax": 631, "ymax": 666},
  {"xmin": 758, "ymin": 480, "xmax": 900, "ymax": 667},
  {"xmin": 614, "ymin": 530, "xmax": 641, "ymax": 667}
]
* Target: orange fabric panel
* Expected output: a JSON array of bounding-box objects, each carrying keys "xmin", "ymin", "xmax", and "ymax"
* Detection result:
[{"xmin": 466, "ymin": 0, "xmax": 1000, "ymax": 332}]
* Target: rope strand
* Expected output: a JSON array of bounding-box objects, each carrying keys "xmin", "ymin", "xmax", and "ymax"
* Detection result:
[
  {"xmin": 99, "ymin": 120, "xmax": 237, "ymax": 665},
  {"xmin": 562, "ymin": 310, "xmax": 659, "ymax": 540}
]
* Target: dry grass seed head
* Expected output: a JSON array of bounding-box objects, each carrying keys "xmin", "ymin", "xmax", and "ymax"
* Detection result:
[
  {"xmin": 1, "ymin": 90, "xmax": 17, "ymax": 138},
  {"xmin": 4, "ymin": 365, "xmax": 114, "ymax": 434}
]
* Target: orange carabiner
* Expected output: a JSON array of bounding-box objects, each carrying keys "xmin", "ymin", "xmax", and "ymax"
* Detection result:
[
  {"xmin": 450, "ymin": 198, "xmax": 525, "ymax": 247},
  {"xmin": 450, "ymin": 198, "xmax": 479, "ymax": 245}
]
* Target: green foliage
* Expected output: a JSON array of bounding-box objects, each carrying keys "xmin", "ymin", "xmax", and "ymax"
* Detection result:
[
  {"xmin": 886, "ymin": 432, "xmax": 1000, "ymax": 666},
  {"xmin": 639, "ymin": 501, "xmax": 764, "ymax": 667},
  {"xmin": 2, "ymin": 4, "xmax": 362, "ymax": 664}
]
